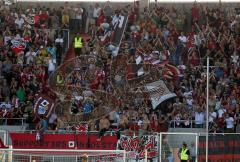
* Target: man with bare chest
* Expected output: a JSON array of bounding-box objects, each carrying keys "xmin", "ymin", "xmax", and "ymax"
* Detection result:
[{"xmin": 97, "ymin": 115, "xmax": 110, "ymax": 141}]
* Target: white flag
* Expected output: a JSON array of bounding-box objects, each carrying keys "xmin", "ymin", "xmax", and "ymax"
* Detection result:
[
  {"xmin": 135, "ymin": 56, "xmax": 142, "ymax": 65},
  {"xmin": 137, "ymin": 67, "xmax": 144, "ymax": 76},
  {"xmin": 145, "ymin": 80, "xmax": 176, "ymax": 109}
]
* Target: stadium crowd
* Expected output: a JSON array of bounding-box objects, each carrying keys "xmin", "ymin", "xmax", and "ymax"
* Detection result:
[{"xmin": 0, "ymin": 1, "xmax": 239, "ymax": 135}]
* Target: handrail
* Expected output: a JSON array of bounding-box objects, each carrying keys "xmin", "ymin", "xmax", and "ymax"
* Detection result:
[
  {"xmin": 2, "ymin": 129, "xmax": 240, "ymax": 135},
  {"xmin": 7, "ymin": 129, "xmax": 240, "ymax": 135},
  {"xmin": 9, "ymin": 130, "xmax": 105, "ymax": 134},
  {"xmin": 199, "ymin": 132, "xmax": 240, "ymax": 135},
  {"xmin": 7, "ymin": 129, "xmax": 157, "ymax": 136},
  {"xmin": 12, "ymin": 64, "xmax": 48, "ymax": 67},
  {"xmin": 0, "ymin": 148, "xmax": 125, "ymax": 153},
  {"xmin": 169, "ymin": 119, "xmax": 206, "ymax": 128},
  {"xmin": 0, "ymin": 118, "xmax": 27, "ymax": 126},
  {"xmin": 0, "ymin": 118, "xmax": 26, "ymax": 120}
]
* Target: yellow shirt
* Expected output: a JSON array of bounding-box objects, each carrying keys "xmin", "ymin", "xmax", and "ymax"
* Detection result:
[{"xmin": 62, "ymin": 14, "xmax": 69, "ymax": 25}]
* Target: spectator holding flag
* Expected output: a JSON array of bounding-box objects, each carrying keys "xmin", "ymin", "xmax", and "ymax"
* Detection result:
[{"xmin": 36, "ymin": 116, "xmax": 48, "ymax": 141}]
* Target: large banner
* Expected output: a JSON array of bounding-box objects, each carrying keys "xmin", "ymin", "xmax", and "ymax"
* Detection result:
[
  {"xmin": 198, "ymin": 134, "xmax": 240, "ymax": 162},
  {"xmin": 145, "ymin": 80, "xmax": 176, "ymax": 109},
  {"xmin": 34, "ymin": 94, "xmax": 55, "ymax": 118},
  {"xmin": 10, "ymin": 133, "xmax": 158, "ymax": 159},
  {"xmin": 119, "ymin": 135, "xmax": 158, "ymax": 159},
  {"xmin": 105, "ymin": 15, "xmax": 128, "ymax": 56},
  {"xmin": 111, "ymin": 15, "xmax": 128, "ymax": 47},
  {"xmin": 10, "ymin": 133, "xmax": 117, "ymax": 150}
]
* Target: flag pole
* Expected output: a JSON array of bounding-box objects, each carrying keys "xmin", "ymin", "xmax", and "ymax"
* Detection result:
[{"xmin": 206, "ymin": 57, "xmax": 209, "ymax": 162}]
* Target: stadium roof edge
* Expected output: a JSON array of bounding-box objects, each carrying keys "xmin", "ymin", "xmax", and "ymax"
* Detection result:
[{"xmin": 16, "ymin": 0, "xmax": 240, "ymax": 3}]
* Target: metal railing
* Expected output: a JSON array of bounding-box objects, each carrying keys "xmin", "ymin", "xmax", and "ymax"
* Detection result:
[
  {"xmin": 0, "ymin": 118, "xmax": 27, "ymax": 126},
  {"xmin": 169, "ymin": 120, "xmax": 206, "ymax": 128},
  {"xmin": 2, "ymin": 130, "xmax": 240, "ymax": 162},
  {"xmin": 0, "ymin": 149, "xmax": 127, "ymax": 162}
]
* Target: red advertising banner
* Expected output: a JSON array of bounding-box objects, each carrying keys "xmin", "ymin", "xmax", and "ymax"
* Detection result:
[
  {"xmin": 198, "ymin": 134, "xmax": 240, "ymax": 162},
  {"xmin": 10, "ymin": 133, "xmax": 159, "ymax": 160},
  {"xmin": 10, "ymin": 133, "xmax": 117, "ymax": 150}
]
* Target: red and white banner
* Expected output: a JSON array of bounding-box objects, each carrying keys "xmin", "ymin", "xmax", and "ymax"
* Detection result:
[
  {"xmin": 120, "ymin": 135, "xmax": 158, "ymax": 159},
  {"xmin": 10, "ymin": 133, "xmax": 158, "ymax": 159},
  {"xmin": 10, "ymin": 133, "xmax": 117, "ymax": 150},
  {"xmin": 198, "ymin": 134, "xmax": 240, "ymax": 162},
  {"xmin": 22, "ymin": 14, "xmax": 41, "ymax": 25}
]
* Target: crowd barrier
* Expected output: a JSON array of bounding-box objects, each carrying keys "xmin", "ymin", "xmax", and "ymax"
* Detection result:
[
  {"xmin": 0, "ymin": 149, "xmax": 129, "ymax": 162},
  {"xmin": 0, "ymin": 130, "xmax": 240, "ymax": 162},
  {"xmin": 0, "ymin": 118, "xmax": 27, "ymax": 126},
  {"xmin": 1, "ymin": 130, "xmax": 239, "ymax": 162},
  {"xmin": 169, "ymin": 120, "xmax": 207, "ymax": 128},
  {"xmin": 0, "ymin": 117, "xmax": 209, "ymax": 130}
]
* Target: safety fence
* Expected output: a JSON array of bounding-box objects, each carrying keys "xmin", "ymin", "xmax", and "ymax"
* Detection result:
[
  {"xmin": 169, "ymin": 120, "xmax": 207, "ymax": 128},
  {"xmin": 0, "ymin": 118, "xmax": 27, "ymax": 126},
  {"xmin": 0, "ymin": 130, "xmax": 240, "ymax": 162},
  {"xmin": 0, "ymin": 149, "xmax": 129, "ymax": 162}
]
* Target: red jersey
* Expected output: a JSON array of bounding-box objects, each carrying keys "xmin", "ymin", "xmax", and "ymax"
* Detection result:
[
  {"xmin": 96, "ymin": 70, "xmax": 105, "ymax": 81},
  {"xmin": 97, "ymin": 11, "xmax": 105, "ymax": 26},
  {"xmin": 191, "ymin": 6, "xmax": 199, "ymax": 21}
]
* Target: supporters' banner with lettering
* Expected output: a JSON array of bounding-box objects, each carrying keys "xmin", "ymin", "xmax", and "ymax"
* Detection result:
[
  {"xmin": 198, "ymin": 134, "xmax": 240, "ymax": 162},
  {"xmin": 108, "ymin": 15, "xmax": 128, "ymax": 56},
  {"xmin": 34, "ymin": 94, "xmax": 55, "ymax": 118},
  {"xmin": 10, "ymin": 133, "xmax": 117, "ymax": 150},
  {"xmin": 111, "ymin": 15, "xmax": 128, "ymax": 46},
  {"xmin": 145, "ymin": 80, "xmax": 177, "ymax": 109},
  {"xmin": 119, "ymin": 135, "xmax": 158, "ymax": 159}
]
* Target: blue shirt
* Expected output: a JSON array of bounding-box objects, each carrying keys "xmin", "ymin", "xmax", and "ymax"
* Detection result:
[
  {"xmin": 40, "ymin": 119, "xmax": 48, "ymax": 130},
  {"xmin": 47, "ymin": 47, "xmax": 56, "ymax": 60},
  {"xmin": 215, "ymin": 68, "xmax": 224, "ymax": 78},
  {"xmin": 83, "ymin": 102, "xmax": 93, "ymax": 114}
]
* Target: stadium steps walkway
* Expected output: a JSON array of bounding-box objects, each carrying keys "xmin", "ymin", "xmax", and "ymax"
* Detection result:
[
  {"xmin": 62, "ymin": 46, "xmax": 75, "ymax": 63},
  {"xmin": 62, "ymin": 33, "xmax": 91, "ymax": 64}
]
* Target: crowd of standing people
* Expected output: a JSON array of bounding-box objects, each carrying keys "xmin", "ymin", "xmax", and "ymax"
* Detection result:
[{"xmin": 0, "ymin": 1, "xmax": 239, "ymax": 135}]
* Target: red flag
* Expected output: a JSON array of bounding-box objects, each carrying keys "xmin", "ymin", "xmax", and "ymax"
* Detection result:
[
  {"xmin": 11, "ymin": 44, "xmax": 25, "ymax": 55},
  {"xmin": 75, "ymin": 124, "xmax": 88, "ymax": 132},
  {"xmin": 34, "ymin": 94, "xmax": 55, "ymax": 118}
]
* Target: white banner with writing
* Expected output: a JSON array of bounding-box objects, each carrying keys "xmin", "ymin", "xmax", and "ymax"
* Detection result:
[{"xmin": 145, "ymin": 80, "xmax": 176, "ymax": 109}]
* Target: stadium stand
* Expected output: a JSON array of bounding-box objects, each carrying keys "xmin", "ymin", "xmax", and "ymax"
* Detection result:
[
  {"xmin": 0, "ymin": 0, "xmax": 239, "ymax": 133},
  {"xmin": 0, "ymin": 0, "xmax": 239, "ymax": 161}
]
